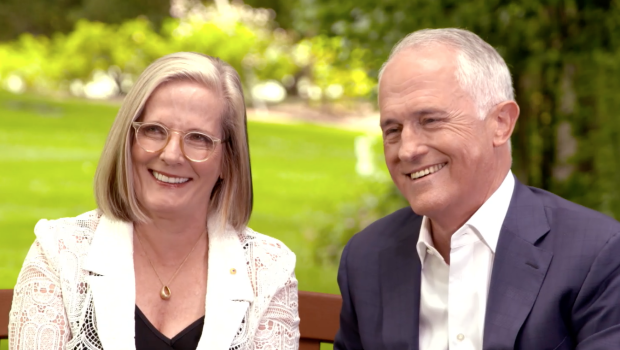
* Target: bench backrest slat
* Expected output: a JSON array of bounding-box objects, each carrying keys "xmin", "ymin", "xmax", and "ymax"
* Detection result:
[{"xmin": 0, "ymin": 289, "xmax": 13, "ymax": 340}]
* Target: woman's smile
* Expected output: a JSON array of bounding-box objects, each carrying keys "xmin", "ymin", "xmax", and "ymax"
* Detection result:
[{"xmin": 150, "ymin": 169, "xmax": 191, "ymax": 185}]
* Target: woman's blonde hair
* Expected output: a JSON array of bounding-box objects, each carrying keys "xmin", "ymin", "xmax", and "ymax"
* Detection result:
[{"xmin": 94, "ymin": 52, "xmax": 253, "ymax": 231}]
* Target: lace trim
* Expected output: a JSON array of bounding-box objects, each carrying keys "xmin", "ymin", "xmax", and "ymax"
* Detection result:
[{"xmin": 9, "ymin": 211, "xmax": 299, "ymax": 350}]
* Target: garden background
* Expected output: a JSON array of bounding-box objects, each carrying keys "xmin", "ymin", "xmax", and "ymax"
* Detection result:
[{"xmin": 1, "ymin": 0, "xmax": 620, "ymax": 348}]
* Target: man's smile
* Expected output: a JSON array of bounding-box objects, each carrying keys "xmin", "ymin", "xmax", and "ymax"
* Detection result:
[{"xmin": 408, "ymin": 162, "xmax": 447, "ymax": 180}]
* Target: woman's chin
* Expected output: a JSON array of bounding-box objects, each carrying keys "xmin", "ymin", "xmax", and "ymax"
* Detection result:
[
  {"xmin": 143, "ymin": 200, "xmax": 208, "ymax": 219},
  {"xmin": 143, "ymin": 202, "xmax": 185, "ymax": 217}
]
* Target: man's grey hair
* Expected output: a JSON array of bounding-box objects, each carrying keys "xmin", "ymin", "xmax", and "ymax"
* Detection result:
[{"xmin": 378, "ymin": 28, "xmax": 515, "ymax": 119}]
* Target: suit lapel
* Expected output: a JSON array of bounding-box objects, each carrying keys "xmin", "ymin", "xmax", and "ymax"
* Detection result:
[
  {"xmin": 198, "ymin": 218, "xmax": 253, "ymax": 350},
  {"xmin": 483, "ymin": 181, "xmax": 553, "ymax": 349},
  {"xmin": 380, "ymin": 213, "xmax": 423, "ymax": 350},
  {"xmin": 83, "ymin": 214, "xmax": 136, "ymax": 350}
]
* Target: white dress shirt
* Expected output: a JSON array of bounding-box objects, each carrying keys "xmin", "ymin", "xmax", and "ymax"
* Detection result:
[{"xmin": 417, "ymin": 171, "xmax": 515, "ymax": 349}]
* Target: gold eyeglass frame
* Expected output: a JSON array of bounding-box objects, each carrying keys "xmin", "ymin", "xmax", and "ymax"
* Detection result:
[{"xmin": 132, "ymin": 121, "xmax": 224, "ymax": 162}]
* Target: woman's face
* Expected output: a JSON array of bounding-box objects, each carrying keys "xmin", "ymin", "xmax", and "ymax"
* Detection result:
[{"xmin": 131, "ymin": 79, "xmax": 224, "ymax": 220}]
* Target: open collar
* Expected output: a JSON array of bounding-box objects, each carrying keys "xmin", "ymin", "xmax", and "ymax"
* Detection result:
[
  {"xmin": 198, "ymin": 215, "xmax": 254, "ymax": 350},
  {"xmin": 467, "ymin": 170, "xmax": 515, "ymax": 253},
  {"xmin": 415, "ymin": 170, "xmax": 515, "ymax": 265},
  {"xmin": 83, "ymin": 214, "xmax": 136, "ymax": 350},
  {"xmin": 82, "ymin": 213, "xmax": 254, "ymax": 350}
]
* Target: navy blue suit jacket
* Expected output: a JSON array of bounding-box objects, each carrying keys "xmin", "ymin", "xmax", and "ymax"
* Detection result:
[{"xmin": 334, "ymin": 180, "xmax": 620, "ymax": 349}]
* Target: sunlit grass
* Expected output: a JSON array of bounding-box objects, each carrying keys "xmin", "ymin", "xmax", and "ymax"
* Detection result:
[
  {"xmin": 0, "ymin": 91, "xmax": 370, "ymax": 295},
  {"xmin": 0, "ymin": 90, "xmax": 374, "ymax": 349}
]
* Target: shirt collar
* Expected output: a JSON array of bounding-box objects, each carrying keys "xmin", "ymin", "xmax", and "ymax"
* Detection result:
[
  {"xmin": 416, "ymin": 215, "xmax": 434, "ymax": 266},
  {"xmin": 415, "ymin": 170, "xmax": 515, "ymax": 261},
  {"xmin": 467, "ymin": 170, "xmax": 515, "ymax": 253}
]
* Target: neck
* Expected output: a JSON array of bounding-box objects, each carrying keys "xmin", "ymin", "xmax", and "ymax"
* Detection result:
[
  {"xmin": 429, "ymin": 166, "xmax": 510, "ymax": 263},
  {"xmin": 134, "ymin": 212, "xmax": 209, "ymax": 262}
]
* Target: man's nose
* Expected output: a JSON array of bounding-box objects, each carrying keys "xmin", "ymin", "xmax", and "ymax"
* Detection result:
[
  {"xmin": 398, "ymin": 126, "xmax": 429, "ymax": 162},
  {"xmin": 160, "ymin": 132, "xmax": 185, "ymax": 164}
]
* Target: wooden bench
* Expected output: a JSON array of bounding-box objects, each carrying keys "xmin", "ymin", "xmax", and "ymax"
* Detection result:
[
  {"xmin": 298, "ymin": 290, "xmax": 342, "ymax": 349},
  {"xmin": 0, "ymin": 289, "xmax": 12, "ymax": 341},
  {"xmin": 0, "ymin": 289, "xmax": 341, "ymax": 348}
]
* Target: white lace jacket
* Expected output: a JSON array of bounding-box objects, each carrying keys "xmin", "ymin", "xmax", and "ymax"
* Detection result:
[{"xmin": 9, "ymin": 210, "xmax": 300, "ymax": 350}]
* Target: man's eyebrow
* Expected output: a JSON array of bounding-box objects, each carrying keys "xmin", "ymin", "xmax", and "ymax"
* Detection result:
[
  {"xmin": 380, "ymin": 118, "xmax": 399, "ymax": 129},
  {"xmin": 414, "ymin": 108, "xmax": 446, "ymax": 117},
  {"xmin": 380, "ymin": 109, "xmax": 447, "ymax": 128}
]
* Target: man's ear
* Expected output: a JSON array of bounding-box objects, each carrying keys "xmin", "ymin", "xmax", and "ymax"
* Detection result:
[{"xmin": 490, "ymin": 100, "xmax": 519, "ymax": 147}]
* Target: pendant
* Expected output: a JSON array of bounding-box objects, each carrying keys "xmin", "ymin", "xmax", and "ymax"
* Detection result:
[{"xmin": 160, "ymin": 285, "xmax": 171, "ymax": 300}]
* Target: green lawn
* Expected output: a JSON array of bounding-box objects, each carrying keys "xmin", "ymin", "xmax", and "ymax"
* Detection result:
[
  {"xmin": 0, "ymin": 90, "xmax": 376, "ymax": 348},
  {"xmin": 0, "ymin": 90, "xmax": 372, "ymax": 292}
]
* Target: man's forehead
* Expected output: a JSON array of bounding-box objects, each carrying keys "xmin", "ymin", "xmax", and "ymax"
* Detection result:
[
  {"xmin": 378, "ymin": 44, "xmax": 460, "ymax": 101},
  {"xmin": 383, "ymin": 45, "xmax": 458, "ymax": 79}
]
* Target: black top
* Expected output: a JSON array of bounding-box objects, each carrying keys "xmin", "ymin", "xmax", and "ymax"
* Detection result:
[{"xmin": 135, "ymin": 306, "xmax": 205, "ymax": 350}]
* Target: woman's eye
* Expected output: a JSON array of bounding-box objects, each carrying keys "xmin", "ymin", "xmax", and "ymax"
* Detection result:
[
  {"xmin": 146, "ymin": 126, "xmax": 162, "ymax": 133},
  {"xmin": 189, "ymin": 133, "xmax": 208, "ymax": 142},
  {"xmin": 185, "ymin": 133, "xmax": 215, "ymax": 149},
  {"xmin": 142, "ymin": 125, "xmax": 166, "ymax": 137}
]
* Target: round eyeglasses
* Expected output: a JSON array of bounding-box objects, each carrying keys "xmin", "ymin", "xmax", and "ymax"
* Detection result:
[{"xmin": 132, "ymin": 122, "xmax": 224, "ymax": 162}]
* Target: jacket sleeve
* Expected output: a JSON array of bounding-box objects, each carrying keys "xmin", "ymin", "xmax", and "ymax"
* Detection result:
[
  {"xmin": 253, "ymin": 250, "xmax": 300, "ymax": 349},
  {"xmin": 9, "ymin": 238, "xmax": 70, "ymax": 350},
  {"xmin": 334, "ymin": 243, "xmax": 364, "ymax": 350},
  {"xmin": 573, "ymin": 230, "xmax": 620, "ymax": 349}
]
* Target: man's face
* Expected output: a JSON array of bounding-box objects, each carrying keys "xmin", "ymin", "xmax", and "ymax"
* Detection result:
[{"xmin": 379, "ymin": 45, "xmax": 499, "ymax": 221}]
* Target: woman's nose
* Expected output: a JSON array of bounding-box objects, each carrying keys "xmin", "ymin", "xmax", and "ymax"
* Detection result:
[{"xmin": 160, "ymin": 132, "xmax": 185, "ymax": 164}]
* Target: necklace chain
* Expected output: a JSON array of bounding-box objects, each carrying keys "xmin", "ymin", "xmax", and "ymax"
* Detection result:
[{"xmin": 135, "ymin": 227, "xmax": 206, "ymax": 300}]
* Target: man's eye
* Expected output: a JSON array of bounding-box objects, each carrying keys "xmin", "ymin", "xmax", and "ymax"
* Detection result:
[
  {"xmin": 421, "ymin": 117, "xmax": 443, "ymax": 125},
  {"xmin": 383, "ymin": 128, "xmax": 401, "ymax": 143}
]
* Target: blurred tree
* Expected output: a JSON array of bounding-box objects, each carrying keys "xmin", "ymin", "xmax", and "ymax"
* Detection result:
[
  {"xmin": 0, "ymin": 0, "xmax": 170, "ymax": 41},
  {"xmin": 72, "ymin": 0, "xmax": 170, "ymax": 27},
  {"xmin": 240, "ymin": 0, "xmax": 295, "ymax": 29},
  {"xmin": 253, "ymin": 0, "xmax": 620, "ymax": 219},
  {"xmin": 259, "ymin": 0, "xmax": 620, "ymax": 263},
  {"xmin": 0, "ymin": 0, "xmax": 80, "ymax": 40}
]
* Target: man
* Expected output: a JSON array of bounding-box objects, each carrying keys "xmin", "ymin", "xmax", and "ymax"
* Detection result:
[{"xmin": 334, "ymin": 28, "xmax": 620, "ymax": 349}]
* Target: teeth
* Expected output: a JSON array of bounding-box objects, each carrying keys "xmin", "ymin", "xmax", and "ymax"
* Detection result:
[
  {"xmin": 152, "ymin": 171, "xmax": 190, "ymax": 184},
  {"xmin": 410, "ymin": 163, "xmax": 446, "ymax": 180}
]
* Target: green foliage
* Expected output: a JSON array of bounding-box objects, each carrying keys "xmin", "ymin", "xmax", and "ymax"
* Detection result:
[
  {"xmin": 0, "ymin": 90, "xmax": 369, "ymax": 295},
  {"xmin": 311, "ymin": 181, "xmax": 407, "ymax": 266},
  {"xmin": 0, "ymin": 4, "xmax": 375, "ymax": 101},
  {"xmin": 0, "ymin": 15, "xmax": 291, "ymax": 93},
  {"xmin": 293, "ymin": 36, "xmax": 375, "ymax": 98},
  {"xmin": 0, "ymin": 0, "xmax": 169, "ymax": 41},
  {"xmin": 308, "ymin": 133, "xmax": 408, "ymax": 265},
  {"xmin": 4, "ymin": 0, "xmax": 620, "ymax": 268},
  {"xmin": 242, "ymin": 0, "xmax": 620, "ymax": 262}
]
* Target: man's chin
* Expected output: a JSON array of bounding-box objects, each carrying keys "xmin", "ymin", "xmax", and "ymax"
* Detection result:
[{"xmin": 406, "ymin": 196, "xmax": 444, "ymax": 217}]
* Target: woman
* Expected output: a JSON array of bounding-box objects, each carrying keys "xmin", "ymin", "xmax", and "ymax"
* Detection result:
[{"xmin": 9, "ymin": 52, "xmax": 300, "ymax": 350}]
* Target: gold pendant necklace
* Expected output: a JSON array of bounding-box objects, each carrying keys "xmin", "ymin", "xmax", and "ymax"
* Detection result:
[{"xmin": 135, "ymin": 228, "xmax": 206, "ymax": 300}]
